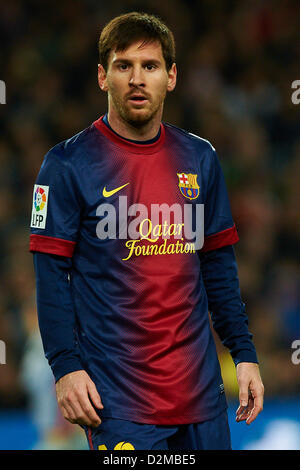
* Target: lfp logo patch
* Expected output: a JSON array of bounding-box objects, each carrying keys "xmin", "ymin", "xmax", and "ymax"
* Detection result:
[
  {"xmin": 177, "ymin": 173, "xmax": 199, "ymax": 200},
  {"xmin": 30, "ymin": 185, "xmax": 49, "ymax": 229}
]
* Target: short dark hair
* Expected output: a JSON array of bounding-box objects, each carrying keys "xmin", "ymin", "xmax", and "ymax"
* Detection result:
[{"xmin": 98, "ymin": 12, "xmax": 176, "ymax": 72}]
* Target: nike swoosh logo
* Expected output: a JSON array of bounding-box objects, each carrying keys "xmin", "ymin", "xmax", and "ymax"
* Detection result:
[{"xmin": 102, "ymin": 182, "xmax": 130, "ymax": 197}]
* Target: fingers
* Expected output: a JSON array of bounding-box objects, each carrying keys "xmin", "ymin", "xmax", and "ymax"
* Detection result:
[
  {"xmin": 75, "ymin": 384, "xmax": 102, "ymax": 427},
  {"xmin": 245, "ymin": 386, "xmax": 264, "ymax": 425},
  {"xmin": 238, "ymin": 377, "xmax": 249, "ymax": 408},
  {"xmin": 57, "ymin": 377, "xmax": 103, "ymax": 427},
  {"xmin": 236, "ymin": 397, "xmax": 253, "ymax": 422},
  {"xmin": 61, "ymin": 402, "xmax": 77, "ymax": 424},
  {"xmin": 235, "ymin": 363, "xmax": 264, "ymax": 425},
  {"xmin": 87, "ymin": 380, "xmax": 104, "ymax": 410},
  {"xmin": 236, "ymin": 383, "xmax": 264, "ymax": 425}
]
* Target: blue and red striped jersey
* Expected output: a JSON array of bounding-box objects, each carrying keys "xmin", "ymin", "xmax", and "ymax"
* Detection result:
[{"xmin": 29, "ymin": 115, "xmax": 252, "ymax": 424}]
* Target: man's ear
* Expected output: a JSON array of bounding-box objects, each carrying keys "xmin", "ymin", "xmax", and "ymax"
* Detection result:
[
  {"xmin": 167, "ymin": 63, "xmax": 177, "ymax": 92},
  {"xmin": 98, "ymin": 64, "xmax": 108, "ymax": 92}
]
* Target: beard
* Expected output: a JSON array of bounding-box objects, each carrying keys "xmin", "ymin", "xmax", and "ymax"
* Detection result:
[{"xmin": 109, "ymin": 88, "xmax": 166, "ymax": 129}]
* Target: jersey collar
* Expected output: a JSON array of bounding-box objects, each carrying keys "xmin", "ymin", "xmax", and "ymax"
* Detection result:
[{"xmin": 93, "ymin": 115, "xmax": 165, "ymax": 155}]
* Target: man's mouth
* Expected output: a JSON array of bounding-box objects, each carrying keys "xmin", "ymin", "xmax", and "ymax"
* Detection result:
[{"xmin": 128, "ymin": 95, "xmax": 148, "ymax": 105}]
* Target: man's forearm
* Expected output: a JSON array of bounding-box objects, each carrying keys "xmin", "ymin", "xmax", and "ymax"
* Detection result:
[
  {"xmin": 199, "ymin": 244, "xmax": 258, "ymax": 366},
  {"xmin": 33, "ymin": 252, "xmax": 84, "ymax": 382}
]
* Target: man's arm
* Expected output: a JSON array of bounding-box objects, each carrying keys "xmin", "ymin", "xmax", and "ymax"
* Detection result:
[
  {"xmin": 199, "ymin": 244, "xmax": 264, "ymax": 424},
  {"xmin": 33, "ymin": 251, "xmax": 103, "ymax": 427}
]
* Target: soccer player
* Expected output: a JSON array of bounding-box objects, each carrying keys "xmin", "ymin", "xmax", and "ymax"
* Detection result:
[{"xmin": 30, "ymin": 12, "xmax": 264, "ymax": 450}]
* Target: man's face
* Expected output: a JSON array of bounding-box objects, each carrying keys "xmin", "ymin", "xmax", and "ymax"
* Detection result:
[{"xmin": 98, "ymin": 40, "xmax": 176, "ymax": 127}]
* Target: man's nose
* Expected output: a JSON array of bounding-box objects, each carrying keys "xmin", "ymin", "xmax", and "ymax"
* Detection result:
[{"xmin": 129, "ymin": 66, "xmax": 145, "ymax": 87}]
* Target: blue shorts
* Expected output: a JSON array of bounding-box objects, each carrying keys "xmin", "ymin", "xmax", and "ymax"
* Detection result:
[{"xmin": 84, "ymin": 410, "xmax": 231, "ymax": 450}]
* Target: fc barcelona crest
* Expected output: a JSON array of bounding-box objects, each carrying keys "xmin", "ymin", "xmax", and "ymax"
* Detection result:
[{"xmin": 177, "ymin": 172, "xmax": 200, "ymax": 200}]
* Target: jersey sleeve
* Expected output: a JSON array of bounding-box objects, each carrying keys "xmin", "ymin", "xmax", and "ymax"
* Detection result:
[
  {"xmin": 33, "ymin": 252, "xmax": 84, "ymax": 382},
  {"xmin": 29, "ymin": 145, "xmax": 81, "ymax": 257},
  {"xmin": 202, "ymin": 148, "xmax": 239, "ymax": 252},
  {"xmin": 199, "ymin": 245, "xmax": 259, "ymax": 366}
]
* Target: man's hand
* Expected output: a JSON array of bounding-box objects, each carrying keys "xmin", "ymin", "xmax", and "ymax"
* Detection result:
[
  {"xmin": 235, "ymin": 362, "xmax": 264, "ymax": 425},
  {"xmin": 56, "ymin": 370, "xmax": 104, "ymax": 427}
]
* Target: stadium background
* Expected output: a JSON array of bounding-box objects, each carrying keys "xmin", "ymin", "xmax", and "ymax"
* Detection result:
[{"xmin": 0, "ymin": 0, "xmax": 299, "ymax": 450}]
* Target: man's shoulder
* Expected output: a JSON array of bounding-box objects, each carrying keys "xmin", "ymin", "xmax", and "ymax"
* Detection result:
[
  {"xmin": 48, "ymin": 124, "xmax": 96, "ymax": 159},
  {"xmin": 42, "ymin": 122, "xmax": 99, "ymax": 171},
  {"xmin": 163, "ymin": 121, "xmax": 216, "ymax": 154}
]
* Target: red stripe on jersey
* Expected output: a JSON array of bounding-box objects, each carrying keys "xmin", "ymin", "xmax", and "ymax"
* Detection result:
[
  {"xmin": 87, "ymin": 428, "xmax": 94, "ymax": 450},
  {"xmin": 29, "ymin": 234, "xmax": 76, "ymax": 257},
  {"xmin": 202, "ymin": 225, "xmax": 239, "ymax": 252}
]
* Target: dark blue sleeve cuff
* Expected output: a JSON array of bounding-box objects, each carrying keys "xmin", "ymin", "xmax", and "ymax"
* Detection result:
[
  {"xmin": 51, "ymin": 356, "xmax": 85, "ymax": 383},
  {"xmin": 232, "ymin": 350, "xmax": 259, "ymax": 367}
]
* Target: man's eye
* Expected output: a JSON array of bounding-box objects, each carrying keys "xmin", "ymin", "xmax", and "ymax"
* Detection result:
[
  {"xmin": 145, "ymin": 64, "xmax": 156, "ymax": 70},
  {"xmin": 119, "ymin": 64, "xmax": 128, "ymax": 70}
]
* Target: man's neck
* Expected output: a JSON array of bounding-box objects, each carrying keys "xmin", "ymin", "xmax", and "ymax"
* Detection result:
[{"xmin": 107, "ymin": 106, "xmax": 162, "ymax": 141}]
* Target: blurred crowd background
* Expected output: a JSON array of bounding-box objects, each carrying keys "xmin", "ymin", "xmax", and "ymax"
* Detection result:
[{"xmin": 0, "ymin": 0, "xmax": 299, "ymax": 449}]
